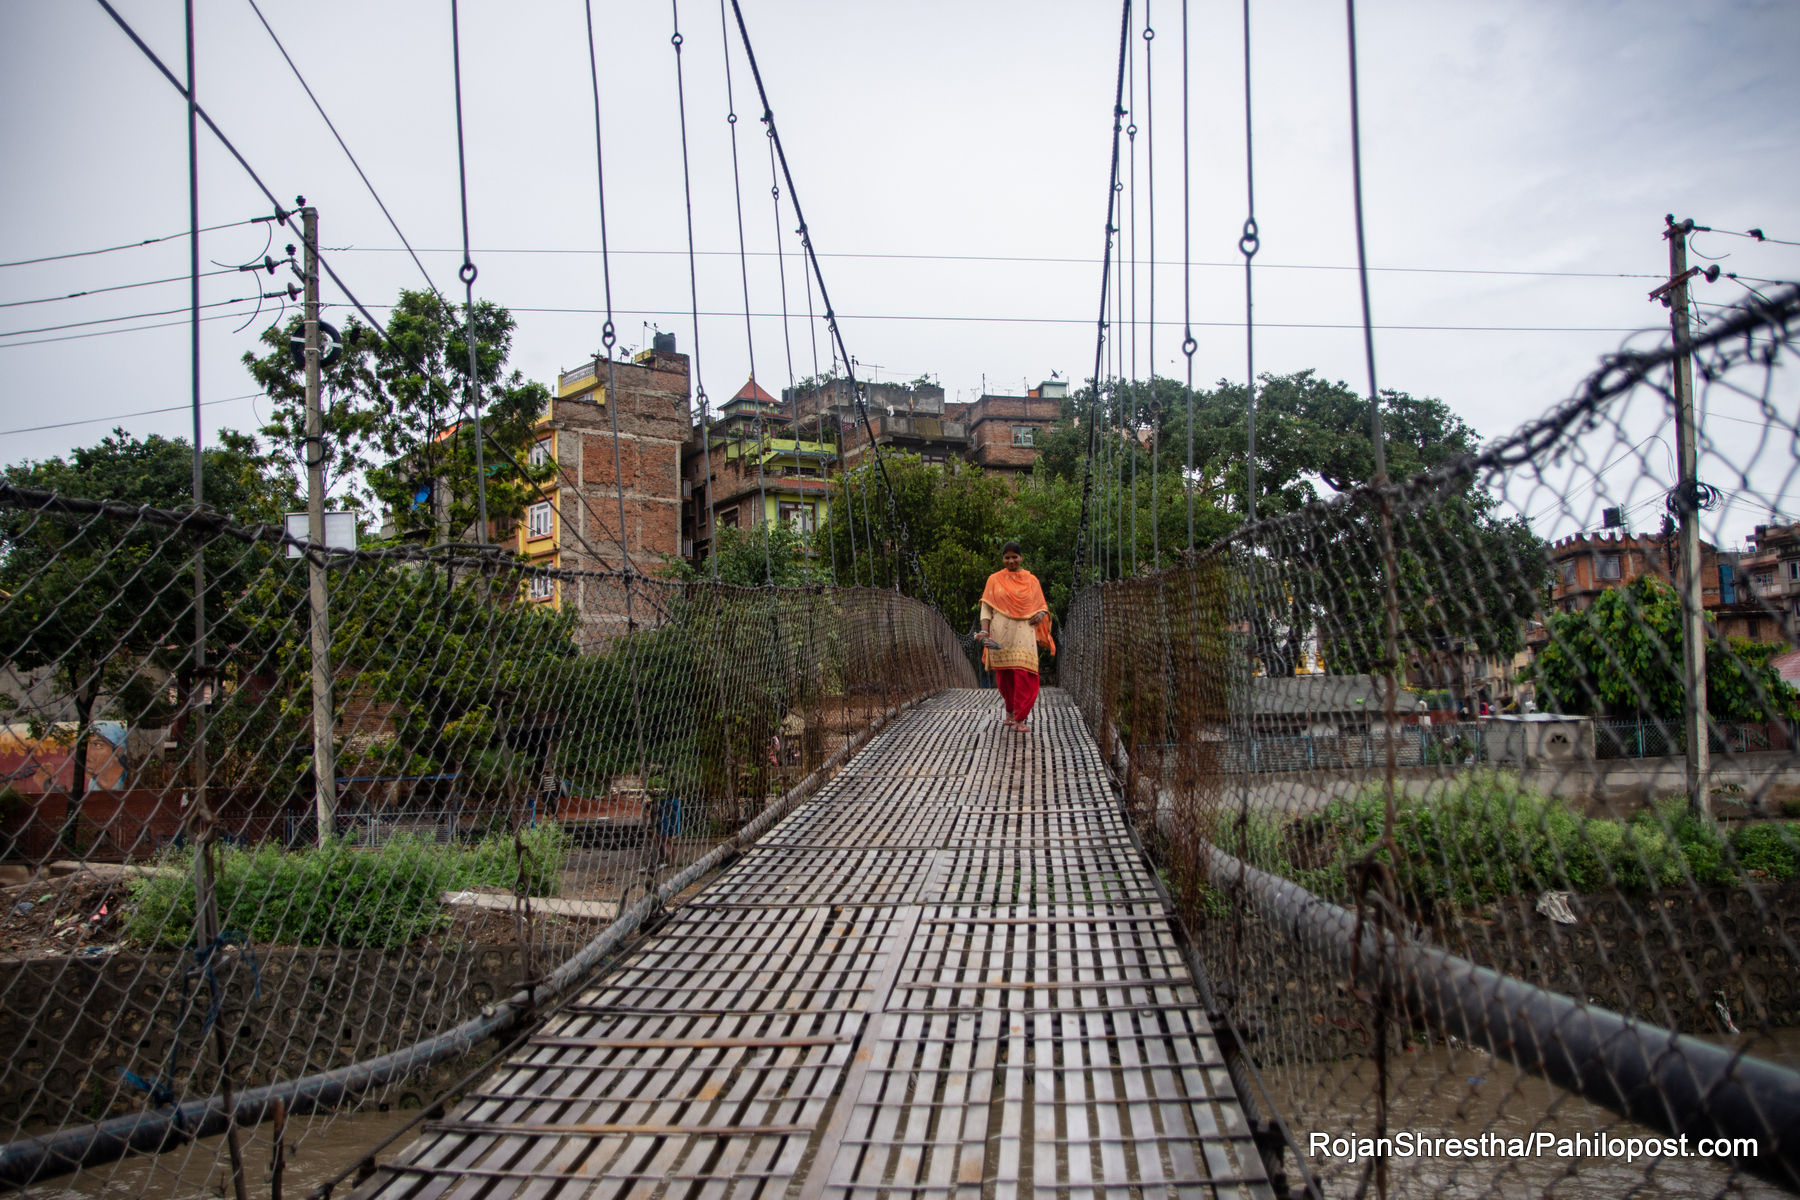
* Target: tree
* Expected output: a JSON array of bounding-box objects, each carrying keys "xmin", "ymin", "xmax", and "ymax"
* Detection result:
[
  {"xmin": 1530, "ymin": 574, "xmax": 1800, "ymax": 722},
  {"xmin": 242, "ymin": 290, "xmax": 552, "ymax": 542},
  {"xmin": 660, "ymin": 523, "xmax": 826, "ymax": 588},
  {"xmin": 0, "ymin": 429, "xmax": 297, "ymax": 811}
]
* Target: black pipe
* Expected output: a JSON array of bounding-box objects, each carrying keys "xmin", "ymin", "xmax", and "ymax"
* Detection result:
[{"xmin": 1200, "ymin": 843, "xmax": 1800, "ymax": 1193}]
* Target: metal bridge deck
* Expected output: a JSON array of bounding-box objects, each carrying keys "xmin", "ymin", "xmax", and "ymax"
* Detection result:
[{"xmin": 354, "ymin": 689, "xmax": 1271, "ymax": 1200}]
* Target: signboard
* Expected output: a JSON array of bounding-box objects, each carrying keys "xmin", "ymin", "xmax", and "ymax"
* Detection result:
[{"xmin": 285, "ymin": 511, "xmax": 358, "ymax": 557}]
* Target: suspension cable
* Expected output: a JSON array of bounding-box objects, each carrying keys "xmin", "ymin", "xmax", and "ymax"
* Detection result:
[
  {"xmin": 1073, "ymin": 0, "xmax": 1134, "ymax": 592},
  {"xmin": 449, "ymin": 0, "xmax": 489, "ymax": 544},
  {"xmin": 767, "ymin": 129, "xmax": 811, "ymax": 567},
  {"xmin": 800, "ymin": 232, "xmax": 840, "ymax": 585},
  {"xmin": 1181, "ymin": 0, "xmax": 1196, "ymax": 552},
  {"xmin": 92, "ymin": 0, "xmax": 642, "ymax": 593},
  {"xmin": 725, "ymin": 0, "xmax": 938, "ymax": 610},
  {"xmin": 1239, "ymin": 0, "xmax": 1260, "ymax": 523},
  {"xmin": 717, "ymin": 0, "xmax": 772, "ymax": 583},
  {"xmin": 1145, "ymin": 2, "xmax": 1159, "ymax": 568},
  {"xmin": 670, "ymin": 0, "xmax": 717, "ymax": 580},
  {"xmin": 1127, "ymin": 33, "xmax": 1139, "ymax": 579}
]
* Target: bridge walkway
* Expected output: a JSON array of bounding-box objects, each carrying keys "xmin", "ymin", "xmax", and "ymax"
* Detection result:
[{"xmin": 352, "ymin": 689, "xmax": 1273, "ymax": 1200}]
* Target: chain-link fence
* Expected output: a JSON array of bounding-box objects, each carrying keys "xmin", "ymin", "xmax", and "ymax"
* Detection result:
[
  {"xmin": 0, "ymin": 487, "xmax": 972, "ymax": 1189},
  {"xmin": 1065, "ymin": 286, "xmax": 1800, "ymax": 1196}
]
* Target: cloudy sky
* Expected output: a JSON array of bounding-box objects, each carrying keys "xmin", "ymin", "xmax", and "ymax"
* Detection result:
[{"xmin": 3, "ymin": 0, "xmax": 1797, "ymax": 546}]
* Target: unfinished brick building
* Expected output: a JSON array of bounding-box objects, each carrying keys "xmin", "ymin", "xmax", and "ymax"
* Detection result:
[{"xmin": 515, "ymin": 343, "xmax": 691, "ymax": 644}]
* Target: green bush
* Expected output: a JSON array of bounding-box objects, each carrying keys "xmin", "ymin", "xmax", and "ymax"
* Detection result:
[
  {"xmin": 127, "ymin": 822, "xmax": 569, "ymax": 949},
  {"xmin": 1729, "ymin": 822, "xmax": 1800, "ymax": 881},
  {"xmin": 1310, "ymin": 774, "xmax": 1696, "ymax": 905}
]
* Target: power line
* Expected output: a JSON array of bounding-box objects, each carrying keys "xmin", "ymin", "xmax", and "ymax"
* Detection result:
[
  {"xmin": 328, "ymin": 243, "xmax": 1669, "ymax": 280},
  {"xmin": 0, "ymin": 294, "xmax": 268, "ymax": 339},
  {"xmin": 0, "ymin": 392, "xmax": 269, "ymax": 437},
  {"xmin": 0, "ymin": 266, "xmax": 238, "ymax": 309},
  {"xmin": 327, "ymin": 301, "xmax": 1657, "ymax": 334},
  {"xmin": 0, "ymin": 218, "xmax": 261, "ymax": 269},
  {"xmin": 0, "ymin": 306, "xmax": 256, "ymax": 350}
]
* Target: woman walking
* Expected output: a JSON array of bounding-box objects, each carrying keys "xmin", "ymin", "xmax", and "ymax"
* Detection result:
[{"xmin": 979, "ymin": 541, "xmax": 1055, "ymax": 731}]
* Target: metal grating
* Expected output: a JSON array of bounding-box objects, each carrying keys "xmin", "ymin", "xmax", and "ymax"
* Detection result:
[{"xmin": 353, "ymin": 689, "xmax": 1272, "ymax": 1200}]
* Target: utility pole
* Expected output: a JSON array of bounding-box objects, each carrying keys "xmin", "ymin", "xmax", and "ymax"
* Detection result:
[
  {"xmin": 1663, "ymin": 215, "xmax": 1709, "ymax": 815},
  {"xmin": 302, "ymin": 204, "xmax": 338, "ymax": 845}
]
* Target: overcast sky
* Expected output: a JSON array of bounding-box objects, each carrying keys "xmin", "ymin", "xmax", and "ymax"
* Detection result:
[{"xmin": 3, "ymin": 0, "xmax": 1796, "ymax": 548}]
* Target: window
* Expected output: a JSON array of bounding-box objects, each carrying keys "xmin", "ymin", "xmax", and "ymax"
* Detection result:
[
  {"xmin": 778, "ymin": 501, "xmax": 815, "ymax": 533},
  {"xmin": 718, "ymin": 506, "xmax": 739, "ymax": 529},
  {"xmin": 528, "ymin": 439, "xmax": 552, "ymax": 468},
  {"xmin": 527, "ymin": 574, "xmax": 555, "ymax": 602},
  {"xmin": 527, "ymin": 502, "xmax": 554, "ymax": 540},
  {"xmin": 1749, "ymin": 619, "xmax": 1761, "ymax": 640},
  {"xmin": 1558, "ymin": 561, "xmax": 1577, "ymax": 586},
  {"xmin": 1789, "ymin": 561, "xmax": 1800, "ymax": 582},
  {"xmin": 1755, "ymin": 573, "xmax": 1775, "ymax": 593},
  {"xmin": 1598, "ymin": 555, "xmax": 1622, "ymax": 580},
  {"xmin": 1012, "ymin": 425, "xmax": 1036, "ymax": 446}
]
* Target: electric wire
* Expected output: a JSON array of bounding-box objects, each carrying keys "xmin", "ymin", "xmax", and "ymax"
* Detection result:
[
  {"xmin": 0, "ymin": 294, "xmax": 272, "ymax": 339},
  {"xmin": 0, "ymin": 266, "xmax": 239, "ymax": 309},
  {"xmin": 328, "ymin": 243, "xmax": 1672, "ymax": 281},
  {"xmin": 0, "ymin": 218, "xmax": 260, "ymax": 270}
]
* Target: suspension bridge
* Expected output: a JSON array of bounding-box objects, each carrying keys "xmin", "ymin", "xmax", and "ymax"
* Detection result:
[{"xmin": 344, "ymin": 690, "xmax": 1275, "ymax": 1200}]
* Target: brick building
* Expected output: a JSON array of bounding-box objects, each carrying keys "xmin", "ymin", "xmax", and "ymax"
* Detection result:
[
  {"xmin": 511, "ymin": 344, "xmax": 690, "ymax": 641},
  {"xmin": 1734, "ymin": 522, "xmax": 1800, "ymax": 644},
  {"xmin": 944, "ymin": 379, "xmax": 1065, "ymax": 479},
  {"xmin": 681, "ymin": 377, "xmax": 836, "ymax": 563}
]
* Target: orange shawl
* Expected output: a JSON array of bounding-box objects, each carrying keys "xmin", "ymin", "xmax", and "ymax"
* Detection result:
[{"xmin": 981, "ymin": 567, "xmax": 1056, "ymax": 656}]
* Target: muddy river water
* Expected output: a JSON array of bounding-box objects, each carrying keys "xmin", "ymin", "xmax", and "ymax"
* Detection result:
[{"xmin": 24, "ymin": 1030, "xmax": 1800, "ymax": 1199}]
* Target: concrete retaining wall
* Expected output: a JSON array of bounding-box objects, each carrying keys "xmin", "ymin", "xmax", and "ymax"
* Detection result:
[{"xmin": 0, "ymin": 944, "xmax": 527, "ymax": 1135}]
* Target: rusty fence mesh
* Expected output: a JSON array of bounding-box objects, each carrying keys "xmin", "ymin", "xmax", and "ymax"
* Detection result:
[
  {"xmin": 0, "ymin": 490, "xmax": 972, "ymax": 1189},
  {"xmin": 1065, "ymin": 285, "xmax": 1800, "ymax": 1197}
]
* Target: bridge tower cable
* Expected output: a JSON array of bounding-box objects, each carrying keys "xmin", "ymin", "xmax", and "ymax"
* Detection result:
[
  {"xmin": 1181, "ymin": 0, "xmax": 1196, "ymax": 552},
  {"xmin": 798, "ymin": 228, "xmax": 840, "ymax": 584},
  {"xmin": 766, "ymin": 128, "xmax": 812, "ymax": 567},
  {"xmin": 1239, "ymin": 0, "xmax": 1259, "ymax": 524},
  {"xmin": 449, "ymin": 0, "xmax": 491, "ymax": 545},
  {"xmin": 1343, "ymin": 2, "xmax": 1404, "ymax": 1189},
  {"xmin": 716, "ymin": 0, "xmax": 773, "ymax": 584},
  {"xmin": 725, "ymin": 0, "xmax": 939, "ymax": 612},
  {"xmin": 91, "ymin": 0, "xmax": 645, "ymax": 590},
  {"xmin": 1128, "ymin": 31, "xmax": 1140, "ymax": 578},
  {"xmin": 1146, "ymin": 1, "xmax": 1159, "ymax": 568},
  {"xmin": 670, "ymin": 0, "xmax": 718, "ymax": 579},
  {"xmin": 1072, "ymin": 0, "xmax": 1133, "ymax": 593}
]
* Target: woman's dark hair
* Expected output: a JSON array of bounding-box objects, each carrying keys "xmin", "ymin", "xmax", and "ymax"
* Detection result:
[{"xmin": 1001, "ymin": 540, "xmax": 1022, "ymax": 556}]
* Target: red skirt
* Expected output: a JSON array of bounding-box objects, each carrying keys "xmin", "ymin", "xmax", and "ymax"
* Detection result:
[{"xmin": 995, "ymin": 668, "xmax": 1040, "ymax": 723}]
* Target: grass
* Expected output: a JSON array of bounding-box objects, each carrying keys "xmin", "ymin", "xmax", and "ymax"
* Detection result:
[
  {"xmin": 1245, "ymin": 773, "xmax": 1799, "ymax": 908},
  {"xmin": 125, "ymin": 822, "xmax": 569, "ymax": 949}
]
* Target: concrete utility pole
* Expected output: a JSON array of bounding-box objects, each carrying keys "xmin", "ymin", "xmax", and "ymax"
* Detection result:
[
  {"xmin": 1664, "ymin": 216, "xmax": 1709, "ymax": 815},
  {"xmin": 302, "ymin": 205, "xmax": 338, "ymax": 845}
]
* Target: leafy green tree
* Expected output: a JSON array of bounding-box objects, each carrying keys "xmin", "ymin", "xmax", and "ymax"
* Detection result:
[
  {"xmin": 1530, "ymin": 574, "xmax": 1800, "ymax": 721},
  {"xmin": 0, "ymin": 429, "xmax": 296, "ymax": 806},
  {"xmin": 661, "ymin": 523, "xmax": 826, "ymax": 588},
  {"xmin": 242, "ymin": 290, "xmax": 552, "ymax": 542}
]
